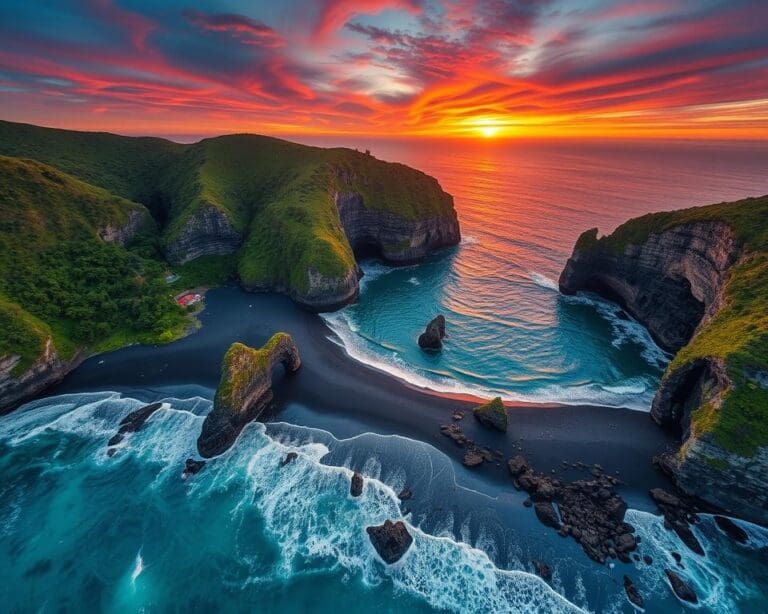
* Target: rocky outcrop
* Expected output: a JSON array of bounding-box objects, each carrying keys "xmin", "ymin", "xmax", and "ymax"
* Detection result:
[
  {"xmin": 418, "ymin": 315, "xmax": 446, "ymax": 350},
  {"xmin": 559, "ymin": 221, "xmax": 739, "ymax": 353},
  {"xmin": 197, "ymin": 334, "xmax": 301, "ymax": 457},
  {"xmin": 0, "ymin": 339, "xmax": 84, "ymax": 414},
  {"xmin": 350, "ymin": 471, "xmax": 364, "ymax": 497},
  {"xmin": 335, "ymin": 191, "xmax": 460, "ymax": 264},
  {"xmin": 560, "ymin": 214, "xmax": 768, "ymax": 527},
  {"xmin": 107, "ymin": 402, "xmax": 164, "ymax": 449},
  {"xmin": 472, "ymin": 397, "xmax": 507, "ymax": 432},
  {"xmin": 366, "ymin": 520, "xmax": 413, "ymax": 564},
  {"xmin": 165, "ymin": 203, "xmax": 243, "ymax": 265},
  {"xmin": 665, "ymin": 569, "xmax": 698, "ymax": 604},
  {"xmin": 98, "ymin": 208, "xmax": 152, "ymax": 246}
]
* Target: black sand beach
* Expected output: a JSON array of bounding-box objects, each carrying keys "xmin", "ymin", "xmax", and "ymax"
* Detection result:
[{"xmin": 50, "ymin": 285, "xmax": 677, "ymax": 509}]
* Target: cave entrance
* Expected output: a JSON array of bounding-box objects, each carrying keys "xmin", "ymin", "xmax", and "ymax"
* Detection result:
[
  {"xmin": 668, "ymin": 360, "xmax": 709, "ymax": 440},
  {"xmin": 143, "ymin": 191, "xmax": 172, "ymax": 231},
  {"xmin": 351, "ymin": 239, "xmax": 385, "ymax": 261}
]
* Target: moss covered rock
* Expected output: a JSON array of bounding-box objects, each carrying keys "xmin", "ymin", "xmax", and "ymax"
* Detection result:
[
  {"xmin": 472, "ymin": 397, "xmax": 507, "ymax": 432},
  {"xmin": 197, "ymin": 334, "xmax": 301, "ymax": 457}
]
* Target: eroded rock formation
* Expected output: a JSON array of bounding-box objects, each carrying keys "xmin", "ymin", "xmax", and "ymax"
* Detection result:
[
  {"xmin": 560, "ymin": 215, "xmax": 768, "ymax": 526},
  {"xmin": 418, "ymin": 315, "xmax": 446, "ymax": 350},
  {"xmin": 197, "ymin": 334, "xmax": 301, "ymax": 457},
  {"xmin": 366, "ymin": 520, "xmax": 413, "ymax": 564},
  {"xmin": 335, "ymin": 191, "xmax": 460, "ymax": 264},
  {"xmin": 0, "ymin": 339, "xmax": 84, "ymax": 414},
  {"xmin": 165, "ymin": 203, "xmax": 243, "ymax": 265}
]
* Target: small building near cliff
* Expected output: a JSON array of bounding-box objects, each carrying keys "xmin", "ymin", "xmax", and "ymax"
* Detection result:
[{"xmin": 176, "ymin": 293, "xmax": 202, "ymax": 307}]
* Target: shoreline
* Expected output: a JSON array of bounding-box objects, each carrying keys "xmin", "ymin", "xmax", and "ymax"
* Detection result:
[{"xmin": 45, "ymin": 285, "xmax": 678, "ymax": 504}]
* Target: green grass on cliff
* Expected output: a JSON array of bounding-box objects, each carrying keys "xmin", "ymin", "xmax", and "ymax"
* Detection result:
[
  {"xmin": 0, "ymin": 156, "xmax": 188, "ymax": 374},
  {"xmin": 215, "ymin": 334, "xmax": 292, "ymax": 410},
  {"xmin": 0, "ymin": 121, "xmax": 455, "ymax": 300},
  {"xmin": 581, "ymin": 195, "xmax": 768, "ymax": 457}
]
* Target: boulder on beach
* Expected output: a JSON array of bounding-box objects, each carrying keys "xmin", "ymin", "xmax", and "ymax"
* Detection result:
[
  {"xmin": 472, "ymin": 397, "xmax": 507, "ymax": 432},
  {"xmin": 418, "ymin": 315, "xmax": 446, "ymax": 350},
  {"xmin": 366, "ymin": 520, "xmax": 413, "ymax": 564},
  {"xmin": 197, "ymin": 334, "xmax": 301, "ymax": 458}
]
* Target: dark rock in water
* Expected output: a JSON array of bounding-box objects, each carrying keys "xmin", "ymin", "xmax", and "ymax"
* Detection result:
[
  {"xmin": 534, "ymin": 501, "xmax": 561, "ymax": 529},
  {"xmin": 280, "ymin": 452, "xmax": 298, "ymax": 467},
  {"xmin": 532, "ymin": 559, "xmax": 552, "ymax": 581},
  {"xmin": 616, "ymin": 532, "xmax": 637, "ymax": 553},
  {"xmin": 665, "ymin": 569, "xmax": 698, "ymax": 604},
  {"xmin": 623, "ymin": 575, "xmax": 644, "ymax": 609},
  {"xmin": 671, "ymin": 551, "xmax": 682, "ymax": 564},
  {"xmin": 418, "ymin": 315, "xmax": 446, "ymax": 350},
  {"xmin": 351, "ymin": 471, "xmax": 364, "ymax": 497},
  {"xmin": 452, "ymin": 411, "xmax": 464, "ymax": 421},
  {"xmin": 107, "ymin": 402, "xmax": 164, "ymax": 449},
  {"xmin": 398, "ymin": 488, "xmax": 413, "ymax": 501},
  {"xmin": 106, "ymin": 448, "xmax": 116, "ymax": 458},
  {"xmin": 508, "ymin": 455, "xmax": 529, "ymax": 477},
  {"xmin": 672, "ymin": 521, "xmax": 704, "ymax": 556},
  {"xmin": 366, "ymin": 520, "xmax": 413, "ymax": 564},
  {"xmin": 643, "ymin": 554, "xmax": 653, "ymax": 565},
  {"xmin": 714, "ymin": 515, "xmax": 748, "ymax": 543},
  {"xmin": 182, "ymin": 458, "xmax": 206, "ymax": 478},
  {"xmin": 197, "ymin": 335, "xmax": 301, "ymax": 458},
  {"xmin": 523, "ymin": 498, "xmax": 532, "ymax": 508},
  {"xmin": 472, "ymin": 397, "xmax": 507, "ymax": 432}
]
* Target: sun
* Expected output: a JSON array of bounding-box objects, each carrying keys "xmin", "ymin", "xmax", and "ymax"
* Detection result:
[{"xmin": 479, "ymin": 125, "xmax": 499, "ymax": 138}]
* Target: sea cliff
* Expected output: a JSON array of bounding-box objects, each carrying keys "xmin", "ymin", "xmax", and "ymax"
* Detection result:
[{"xmin": 560, "ymin": 195, "xmax": 768, "ymax": 525}]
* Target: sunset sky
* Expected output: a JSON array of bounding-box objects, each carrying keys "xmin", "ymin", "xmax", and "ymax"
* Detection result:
[{"xmin": 2, "ymin": 0, "xmax": 767, "ymax": 139}]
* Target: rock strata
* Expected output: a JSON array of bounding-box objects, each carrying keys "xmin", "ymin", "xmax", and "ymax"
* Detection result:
[
  {"xmin": 665, "ymin": 569, "xmax": 698, "ymax": 604},
  {"xmin": 0, "ymin": 340, "xmax": 84, "ymax": 415},
  {"xmin": 366, "ymin": 520, "xmax": 413, "ymax": 564},
  {"xmin": 197, "ymin": 335, "xmax": 301, "ymax": 457},
  {"xmin": 418, "ymin": 315, "xmax": 446, "ymax": 350},
  {"xmin": 165, "ymin": 203, "xmax": 242, "ymax": 265},
  {"xmin": 472, "ymin": 397, "xmax": 507, "ymax": 432}
]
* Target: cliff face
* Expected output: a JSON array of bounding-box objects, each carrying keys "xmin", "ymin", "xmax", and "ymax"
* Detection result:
[
  {"xmin": 165, "ymin": 203, "xmax": 243, "ymax": 265},
  {"xmin": 98, "ymin": 208, "xmax": 152, "ymax": 246},
  {"xmin": 559, "ymin": 199, "xmax": 768, "ymax": 526},
  {"xmin": 0, "ymin": 339, "xmax": 83, "ymax": 413},
  {"xmin": 197, "ymin": 335, "xmax": 301, "ymax": 457},
  {"xmin": 335, "ymin": 191, "xmax": 461, "ymax": 263},
  {"xmin": 559, "ymin": 221, "xmax": 739, "ymax": 352}
]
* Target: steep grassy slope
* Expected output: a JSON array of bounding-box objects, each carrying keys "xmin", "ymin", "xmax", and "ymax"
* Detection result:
[
  {"xmin": 0, "ymin": 156, "xmax": 187, "ymax": 378},
  {"xmin": 0, "ymin": 121, "xmax": 459, "ymax": 308}
]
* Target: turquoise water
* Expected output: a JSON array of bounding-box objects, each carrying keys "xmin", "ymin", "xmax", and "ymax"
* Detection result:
[
  {"xmin": 315, "ymin": 139, "xmax": 768, "ymax": 410},
  {"xmin": 2, "ymin": 392, "xmax": 767, "ymax": 612}
]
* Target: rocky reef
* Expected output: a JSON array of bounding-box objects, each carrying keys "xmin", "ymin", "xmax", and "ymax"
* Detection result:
[
  {"xmin": 560, "ymin": 195, "xmax": 768, "ymax": 525},
  {"xmin": 197, "ymin": 334, "xmax": 301, "ymax": 457},
  {"xmin": 366, "ymin": 520, "xmax": 413, "ymax": 564}
]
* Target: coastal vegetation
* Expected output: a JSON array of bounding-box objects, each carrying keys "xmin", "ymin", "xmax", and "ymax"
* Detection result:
[{"xmin": 0, "ymin": 156, "xmax": 187, "ymax": 377}]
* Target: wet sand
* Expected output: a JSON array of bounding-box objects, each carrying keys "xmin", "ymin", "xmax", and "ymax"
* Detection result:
[{"xmin": 51, "ymin": 285, "xmax": 677, "ymax": 507}]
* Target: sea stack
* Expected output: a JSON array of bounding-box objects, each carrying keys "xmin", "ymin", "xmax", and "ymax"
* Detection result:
[
  {"xmin": 418, "ymin": 315, "xmax": 446, "ymax": 350},
  {"xmin": 366, "ymin": 520, "xmax": 413, "ymax": 564},
  {"xmin": 197, "ymin": 334, "xmax": 301, "ymax": 458}
]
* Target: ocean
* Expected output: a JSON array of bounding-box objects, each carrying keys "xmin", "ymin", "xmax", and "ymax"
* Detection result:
[
  {"xmin": 2, "ymin": 139, "xmax": 768, "ymax": 612},
  {"xmin": 312, "ymin": 138, "xmax": 768, "ymax": 411}
]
